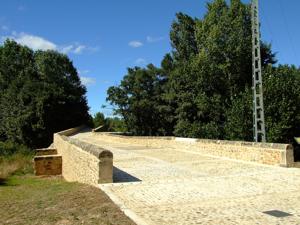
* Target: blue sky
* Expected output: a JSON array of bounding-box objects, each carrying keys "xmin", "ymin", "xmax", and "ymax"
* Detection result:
[{"xmin": 0, "ymin": 0, "xmax": 299, "ymax": 116}]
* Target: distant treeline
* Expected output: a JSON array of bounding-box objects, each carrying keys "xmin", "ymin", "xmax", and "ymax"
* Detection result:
[
  {"xmin": 107, "ymin": 0, "xmax": 300, "ymax": 143},
  {"xmin": 93, "ymin": 112, "xmax": 126, "ymax": 132}
]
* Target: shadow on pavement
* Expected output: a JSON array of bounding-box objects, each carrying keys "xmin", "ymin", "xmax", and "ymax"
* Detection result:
[{"xmin": 113, "ymin": 167, "xmax": 141, "ymax": 183}]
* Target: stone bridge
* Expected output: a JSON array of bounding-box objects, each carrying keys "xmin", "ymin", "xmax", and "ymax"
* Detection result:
[{"xmin": 40, "ymin": 127, "xmax": 300, "ymax": 224}]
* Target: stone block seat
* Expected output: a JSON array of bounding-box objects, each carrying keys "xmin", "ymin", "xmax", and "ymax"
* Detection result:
[{"xmin": 34, "ymin": 148, "xmax": 62, "ymax": 176}]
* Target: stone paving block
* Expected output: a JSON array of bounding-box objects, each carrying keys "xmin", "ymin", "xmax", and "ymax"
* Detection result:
[{"xmin": 71, "ymin": 132, "xmax": 300, "ymax": 225}]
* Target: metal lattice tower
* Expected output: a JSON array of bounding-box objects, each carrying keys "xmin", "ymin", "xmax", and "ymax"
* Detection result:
[{"xmin": 251, "ymin": 0, "xmax": 266, "ymax": 142}]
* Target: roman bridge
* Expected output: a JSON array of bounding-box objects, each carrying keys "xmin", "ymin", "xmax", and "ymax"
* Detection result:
[{"xmin": 35, "ymin": 127, "xmax": 300, "ymax": 225}]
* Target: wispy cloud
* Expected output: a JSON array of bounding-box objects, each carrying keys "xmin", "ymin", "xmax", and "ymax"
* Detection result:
[
  {"xmin": 129, "ymin": 40, "xmax": 143, "ymax": 48},
  {"xmin": 13, "ymin": 32, "xmax": 57, "ymax": 51},
  {"xmin": 80, "ymin": 76, "xmax": 96, "ymax": 86},
  {"xmin": 146, "ymin": 35, "xmax": 165, "ymax": 43},
  {"xmin": 61, "ymin": 45, "xmax": 73, "ymax": 54},
  {"xmin": 74, "ymin": 45, "xmax": 86, "ymax": 54},
  {"xmin": 135, "ymin": 58, "xmax": 147, "ymax": 66},
  {"xmin": 62, "ymin": 44, "xmax": 99, "ymax": 54},
  {"xmin": 78, "ymin": 70, "xmax": 90, "ymax": 75},
  {"xmin": 78, "ymin": 70, "xmax": 96, "ymax": 86},
  {"xmin": 61, "ymin": 44, "xmax": 87, "ymax": 54},
  {"xmin": 1, "ymin": 32, "xmax": 99, "ymax": 54}
]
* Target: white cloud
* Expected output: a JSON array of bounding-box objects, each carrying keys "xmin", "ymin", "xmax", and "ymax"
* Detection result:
[
  {"xmin": 2, "ymin": 31, "xmax": 99, "ymax": 55},
  {"xmin": 129, "ymin": 41, "xmax": 143, "ymax": 48},
  {"xmin": 13, "ymin": 33, "xmax": 57, "ymax": 51},
  {"xmin": 61, "ymin": 45, "xmax": 74, "ymax": 54},
  {"xmin": 74, "ymin": 45, "xmax": 86, "ymax": 54},
  {"xmin": 61, "ymin": 44, "xmax": 97, "ymax": 54},
  {"xmin": 78, "ymin": 70, "xmax": 90, "ymax": 75},
  {"xmin": 80, "ymin": 76, "xmax": 96, "ymax": 86},
  {"xmin": 146, "ymin": 36, "xmax": 165, "ymax": 43},
  {"xmin": 135, "ymin": 58, "xmax": 147, "ymax": 65}
]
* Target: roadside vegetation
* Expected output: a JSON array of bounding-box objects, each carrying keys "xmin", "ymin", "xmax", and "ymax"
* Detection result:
[
  {"xmin": 0, "ymin": 142, "xmax": 33, "ymax": 182},
  {"xmin": 107, "ymin": 0, "xmax": 300, "ymax": 144}
]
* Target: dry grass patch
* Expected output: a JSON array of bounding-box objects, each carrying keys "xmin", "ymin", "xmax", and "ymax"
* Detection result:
[
  {"xmin": 0, "ymin": 141, "xmax": 34, "ymax": 182},
  {"xmin": 0, "ymin": 175, "xmax": 135, "ymax": 225},
  {"xmin": 0, "ymin": 153, "xmax": 33, "ymax": 182}
]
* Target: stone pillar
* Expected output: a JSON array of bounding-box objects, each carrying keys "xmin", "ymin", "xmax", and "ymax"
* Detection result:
[{"xmin": 98, "ymin": 151, "xmax": 113, "ymax": 183}]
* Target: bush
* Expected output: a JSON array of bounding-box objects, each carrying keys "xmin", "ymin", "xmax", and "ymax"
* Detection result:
[
  {"xmin": 0, "ymin": 141, "xmax": 33, "ymax": 182},
  {"xmin": 0, "ymin": 141, "xmax": 31, "ymax": 156}
]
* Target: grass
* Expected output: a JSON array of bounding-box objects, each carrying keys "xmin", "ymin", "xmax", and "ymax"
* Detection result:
[
  {"xmin": 0, "ymin": 153, "xmax": 33, "ymax": 183},
  {"xmin": 0, "ymin": 141, "xmax": 34, "ymax": 182},
  {"xmin": 0, "ymin": 143, "xmax": 135, "ymax": 225},
  {"xmin": 0, "ymin": 175, "xmax": 135, "ymax": 225}
]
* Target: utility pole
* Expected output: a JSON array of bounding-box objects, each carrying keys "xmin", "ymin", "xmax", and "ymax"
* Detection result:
[{"xmin": 251, "ymin": 0, "xmax": 266, "ymax": 142}]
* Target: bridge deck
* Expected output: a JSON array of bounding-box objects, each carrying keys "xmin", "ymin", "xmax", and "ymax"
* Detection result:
[{"xmin": 71, "ymin": 131, "xmax": 300, "ymax": 225}]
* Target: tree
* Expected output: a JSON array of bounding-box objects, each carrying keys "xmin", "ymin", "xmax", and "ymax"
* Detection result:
[
  {"xmin": 107, "ymin": 64, "xmax": 173, "ymax": 136},
  {"xmin": 0, "ymin": 40, "xmax": 91, "ymax": 147},
  {"xmin": 106, "ymin": 117, "xmax": 127, "ymax": 132},
  {"xmin": 263, "ymin": 65, "xmax": 300, "ymax": 143},
  {"xmin": 224, "ymin": 65, "xmax": 300, "ymax": 143},
  {"xmin": 224, "ymin": 88, "xmax": 253, "ymax": 141},
  {"xmin": 167, "ymin": 0, "xmax": 275, "ymax": 139},
  {"xmin": 93, "ymin": 112, "xmax": 106, "ymax": 128},
  {"xmin": 107, "ymin": 0, "xmax": 299, "ymax": 144}
]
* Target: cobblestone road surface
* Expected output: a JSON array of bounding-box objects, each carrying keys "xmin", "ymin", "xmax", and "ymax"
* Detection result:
[{"xmin": 72, "ymin": 132, "xmax": 300, "ymax": 225}]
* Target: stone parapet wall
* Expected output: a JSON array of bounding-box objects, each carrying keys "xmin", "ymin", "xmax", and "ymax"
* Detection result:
[
  {"xmin": 54, "ymin": 127, "xmax": 113, "ymax": 186},
  {"xmin": 56, "ymin": 125, "xmax": 87, "ymax": 136},
  {"xmin": 95, "ymin": 133, "xmax": 294, "ymax": 167}
]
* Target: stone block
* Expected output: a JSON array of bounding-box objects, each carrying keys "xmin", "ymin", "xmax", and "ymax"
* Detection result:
[
  {"xmin": 34, "ymin": 155, "xmax": 62, "ymax": 176},
  {"xmin": 36, "ymin": 148, "xmax": 57, "ymax": 156}
]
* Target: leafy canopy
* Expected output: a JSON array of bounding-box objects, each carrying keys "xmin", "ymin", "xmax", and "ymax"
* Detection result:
[
  {"xmin": 107, "ymin": 0, "xmax": 298, "ymax": 144},
  {"xmin": 0, "ymin": 40, "xmax": 91, "ymax": 147}
]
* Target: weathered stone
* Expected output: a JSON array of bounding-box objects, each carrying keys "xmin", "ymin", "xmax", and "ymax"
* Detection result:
[
  {"xmin": 34, "ymin": 155, "xmax": 62, "ymax": 176},
  {"xmin": 53, "ymin": 127, "xmax": 113, "ymax": 186},
  {"xmin": 71, "ymin": 131, "xmax": 300, "ymax": 225},
  {"xmin": 92, "ymin": 133, "xmax": 294, "ymax": 167},
  {"xmin": 35, "ymin": 148, "xmax": 57, "ymax": 156}
]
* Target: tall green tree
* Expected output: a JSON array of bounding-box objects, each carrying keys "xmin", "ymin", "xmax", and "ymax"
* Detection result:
[
  {"xmin": 0, "ymin": 40, "xmax": 91, "ymax": 147},
  {"xmin": 168, "ymin": 0, "xmax": 275, "ymax": 138},
  {"xmin": 107, "ymin": 0, "xmax": 299, "ymax": 144},
  {"xmin": 107, "ymin": 64, "xmax": 173, "ymax": 135},
  {"xmin": 93, "ymin": 112, "xmax": 106, "ymax": 128},
  {"xmin": 263, "ymin": 65, "xmax": 300, "ymax": 143},
  {"xmin": 224, "ymin": 65, "xmax": 300, "ymax": 143}
]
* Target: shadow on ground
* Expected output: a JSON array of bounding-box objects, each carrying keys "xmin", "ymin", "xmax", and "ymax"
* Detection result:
[
  {"xmin": 113, "ymin": 167, "xmax": 141, "ymax": 183},
  {"xmin": 0, "ymin": 178, "xmax": 7, "ymax": 185}
]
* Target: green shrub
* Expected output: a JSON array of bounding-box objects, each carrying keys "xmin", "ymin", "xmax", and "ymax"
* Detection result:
[
  {"xmin": 0, "ymin": 141, "xmax": 31, "ymax": 156},
  {"xmin": 0, "ymin": 141, "xmax": 34, "ymax": 181}
]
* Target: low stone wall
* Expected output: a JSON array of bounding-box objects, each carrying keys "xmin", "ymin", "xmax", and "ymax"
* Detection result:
[
  {"xmin": 54, "ymin": 127, "xmax": 113, "ymax": 186},
  {"xmin": 95, "ymin": 133, "xmax": 294, "ymax": 167}
]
